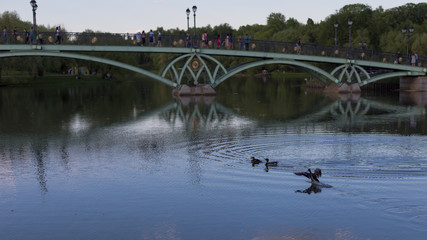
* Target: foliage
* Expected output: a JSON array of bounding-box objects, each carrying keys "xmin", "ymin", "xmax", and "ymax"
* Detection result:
[{"xmin": 267, "ymin": 13, "xmax": 286, "ymax": 32}]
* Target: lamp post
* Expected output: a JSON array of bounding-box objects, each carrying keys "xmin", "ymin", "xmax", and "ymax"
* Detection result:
[
  {"xmin": 347, "ymin": 18, "xmax": 353, "ymax": 58},
  {"xmin": 30, "ymin": 0, "xmax": 38, "ymax": 43},
  {"xmin": 334, "ymin": 21, "xmax": 338, "ymax": 48},
  {"xmin": 186, "ymin": 8, "xmax": 190, "ymax": 32},
  {"xmin": 192, "ymin": 5, "xmax": 197, "ymax": 48},
  {"xmin": 402, "ymin": 26, "xmax": 414, "ymax": 65}
]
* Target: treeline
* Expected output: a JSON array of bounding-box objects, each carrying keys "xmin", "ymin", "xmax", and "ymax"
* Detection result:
[
  {"xmin": 0, "ymin": 3, "xmax": 426, "ymax": 78},
  {"xmin": 197, "ymin": 3, "xmax": 427, "ymax": 55}
]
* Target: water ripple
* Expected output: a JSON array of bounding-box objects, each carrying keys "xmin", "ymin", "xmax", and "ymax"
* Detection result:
[{"xmin": 182, "ymin": 131, "xmax": 427, "ymax": 179}]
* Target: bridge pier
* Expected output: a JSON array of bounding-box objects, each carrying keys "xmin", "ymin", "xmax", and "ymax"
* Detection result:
[
  {"xmin": 324, "ymin": 83, "xmax": 361, "ymax": 94},
  {"xmin": 172, "ymin": 84, "xmax": 216, "ymax": 96},
  {"xmin": 400, "ymin": 76, "xmax": 427, "ymax": 92}
]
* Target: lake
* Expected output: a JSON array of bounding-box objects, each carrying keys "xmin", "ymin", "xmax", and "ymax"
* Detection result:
[{"xmin": 1, "ymin": 76, "xmax": 427, "ymax": 239}]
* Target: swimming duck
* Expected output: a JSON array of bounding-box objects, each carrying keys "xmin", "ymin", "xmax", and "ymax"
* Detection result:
[
  {"xmin": 265, "ymin": 158, "xmax": 278, "ymax": 167},
  {"xmin": 251, "ymin": 157, "xmax": 263, "ymax": 165},
  {"xmin": 294, "ymin": 168, "xmax": 322, "ymax": 183}
]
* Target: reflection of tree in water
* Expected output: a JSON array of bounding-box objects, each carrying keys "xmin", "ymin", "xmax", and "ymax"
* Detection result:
[
  {"xmin": 60, "ymin": 144, "xmax": 70, "ymax": 172},
  {"xmin": 31, "ymin": 139, "xmax": 48, "ymax": 195},
  {"xmin": 185, "ymin": 153, "xmax": 202, "ymax": 185},
  {"xmin": 135, "ymin": 136, "xmax": 167, "ymax": 168},
  {"xmin": 0, "ymin": 82, "xmax": 171, "ymax": 135}
]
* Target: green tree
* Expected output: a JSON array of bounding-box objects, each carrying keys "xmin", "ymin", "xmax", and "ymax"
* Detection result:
[
  {"xmin": 267, "ymin": 12, "xmax": 286, "ymax": 32},
  {"xmin": 212, "ymin": 23, "xmax": 234, "ymax": 37}
]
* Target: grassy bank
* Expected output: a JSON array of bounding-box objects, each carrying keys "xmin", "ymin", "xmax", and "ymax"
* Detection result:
[{"xmin": 0, "ymin": 74, "xmax": 119, "ymax": 87}]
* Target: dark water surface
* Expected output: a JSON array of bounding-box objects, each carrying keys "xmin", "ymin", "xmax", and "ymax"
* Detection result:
[{"xmin": 1, "ymin": 78, "xmax": 427, "ymax": 239}]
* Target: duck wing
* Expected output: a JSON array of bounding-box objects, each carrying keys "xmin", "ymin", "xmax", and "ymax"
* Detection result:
[{"xmin": 294, "ymin": 171, "xmax": 310, "ymax": 179}]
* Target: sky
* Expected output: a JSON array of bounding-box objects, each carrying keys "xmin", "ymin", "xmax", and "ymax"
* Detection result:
[{"xmin": 2, "ymin": 0, "xmax": 424, "ymax": 33}]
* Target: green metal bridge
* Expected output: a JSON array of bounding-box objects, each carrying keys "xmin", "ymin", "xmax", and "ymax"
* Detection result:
[{"xmin": 0, "ymin": 33, "xmax": 426, "ymax": 90}]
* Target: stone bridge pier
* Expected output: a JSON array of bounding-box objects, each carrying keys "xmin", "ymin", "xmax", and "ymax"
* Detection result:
[{"xmin": 400, "ymin": 76, "xmax": 427, "ymax": 92}]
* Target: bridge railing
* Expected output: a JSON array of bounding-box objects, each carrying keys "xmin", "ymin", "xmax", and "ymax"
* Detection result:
[{"xmin": 3, "ymin": 31, "xmax": 426, "ymax": 68}]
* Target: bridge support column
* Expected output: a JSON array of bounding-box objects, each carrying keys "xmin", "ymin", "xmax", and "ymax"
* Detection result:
[
  {"xmin": 172, "ymin": 84, "xmax": 216, "ymax": 96},
  {"xmin": 324, "ymin": 83, "xmax": 361, "ymax": 94},
  {"xmin": 400, "ymin": 76, "xmax": 427, "ymax": 92}
]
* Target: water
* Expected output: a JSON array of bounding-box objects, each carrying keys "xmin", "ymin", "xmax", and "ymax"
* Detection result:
[{"xmin": 1, "ymin": 77, "xmax": 427, "ymax": 239}]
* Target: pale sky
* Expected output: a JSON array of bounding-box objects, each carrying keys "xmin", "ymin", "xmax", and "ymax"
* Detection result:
[{"xmin": 2, "ymin": 1, "xmax": 424, "ymax": 33}]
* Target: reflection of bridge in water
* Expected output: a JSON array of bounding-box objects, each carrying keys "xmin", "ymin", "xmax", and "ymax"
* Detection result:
[
  {"xmin": 149, "ymin": 95, "xmax": 426, "ymax": 131},
  {"xmin": 161, "ymin": 98, "xmax": 235, "ymax": 129},
  {"xmin": 294, "ymin": 95, "xmax": 426, "ymax": 126}
]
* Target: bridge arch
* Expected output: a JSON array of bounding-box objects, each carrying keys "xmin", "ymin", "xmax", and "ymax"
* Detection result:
[
  {"xmin": 211, "ymin": 59, "xmax": 340, "ymax": 88},
  {"xmin": 0, "ymin": 51, "xmax": 177, "ymax": 88},
  {"xmin": 161, "ymin": 53, "xmax": 228, "ymax": 87}
]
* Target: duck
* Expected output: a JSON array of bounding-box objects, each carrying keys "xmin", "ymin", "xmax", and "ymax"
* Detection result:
[
  {"xmin": 251, "ymin": 157, "xmax": 263, "ymax": 165},
  {"xmin": 265, "ymin": 158, "xmax": 278, "ymax": 167},
  {"xmin": 294, "ymin": 168, "xmax": 322, "ymax": 183}
]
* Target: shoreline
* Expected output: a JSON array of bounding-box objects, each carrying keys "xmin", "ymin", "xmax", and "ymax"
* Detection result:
[{"xmin": 0, "ymin": 74, "xmax": 118, "ymax": 87}]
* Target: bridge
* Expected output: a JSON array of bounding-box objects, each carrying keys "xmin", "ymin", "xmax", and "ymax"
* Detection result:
[{"xmin": 1, "ymin": 32, "xmax": 426, "ymax": 94}]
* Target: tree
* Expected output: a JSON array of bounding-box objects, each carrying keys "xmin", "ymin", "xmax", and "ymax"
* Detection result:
[
  {"xmin": 267, "ymin": 13, "xmax": 286, "ymax": 32},
  {"xmin": 212, "ymin": 23, "xmax": 234, "ymax": 37},
  {"xmin": 286, "ymin": 18, "xmax": 300, "ymax": 29}
]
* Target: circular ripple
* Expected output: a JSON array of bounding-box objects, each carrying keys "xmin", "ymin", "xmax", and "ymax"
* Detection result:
[{"xmin": 184, "ymin": 130, "xmax": 427, "ymax": 179}]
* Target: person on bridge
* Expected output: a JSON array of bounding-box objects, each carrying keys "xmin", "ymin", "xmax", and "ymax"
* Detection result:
[
  {"xmin": 414, "ymin": 52, "xmax": 419, "ymax": 66},
  {"xmin": 24, "ymin": 28, "xmax": 29, "ymax": 44},
  {"xmin": 296, "ymin": 39, "xmax": 302, "ymax": 54},
  {"xmin": 142, "ymin": 31, "xmax": 146, "ymax": 46},
  {"xmin": 29, "ymin": 27, "xmax": 34, "ymax": 44},
  {"xmin": 2, "ymin": 27, "xmax": 7, "ymax": 44},
  {"xmin": 157, "ymin": 31, "xmax": 162, "ymax": 47},
  {"xmin": 186, "ymin": 32, "xmax": 191, "ymax": 48},
  {"xmin": 411, "ymin": 53, "xmax": 416, "ymax": 66},
  {"xmin": 135, "ymin": 31, "xmax": 142, "ymax": 46},
  {"xmin": 55, "ymin": 26, "xmax": 62, "ymax": 45},
  {"xmin": 149, "ymin": 30, "xmax": 154, "ymax": 46},
  {"xmin": 36, "ymin": 33, "xmax": 43, "ymax": 44},
  {"xmin": 216, "ymin": 35, "xmax": 221, "ymax": 49},
  {"xmin": 201, "ymin": 32, "xmax": 208, "ymax": 48},
  {"xmin": 396, "ymin": 51, "xmax": 402, "ymax": 64},
  {"xmin": 244, "ymin": 34, "xmax": 249, "ymax": 51},
  {"xmin": 13, "ymin": 27, "xmax": 18, "ymax": 43}
]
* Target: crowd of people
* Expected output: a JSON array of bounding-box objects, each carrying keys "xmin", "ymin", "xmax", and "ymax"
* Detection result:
[
  {"xmin": 134, "ymin": 29, "xmax": 162, "ymax": 47},
  {"xmin": 132, "ymin": 30, "xmax": 252, "ymax": 51},
  {"xmin": 181, "ymin": 31, "xmax": 252, "ymax": 50},
  {"xmin": 1, "ymin": 27, "xmax": 422, "ymax": 66},
  {"xmin": 2, "ymin": 26, "xmax": 258, "ymax": 53},
  {"xmin": 395, "ymin": 50, "xmax": 419, "ymax": 66},
  {"xmin": 1, "ymin": 26, "xmax": 62, "ymax": 45}
]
